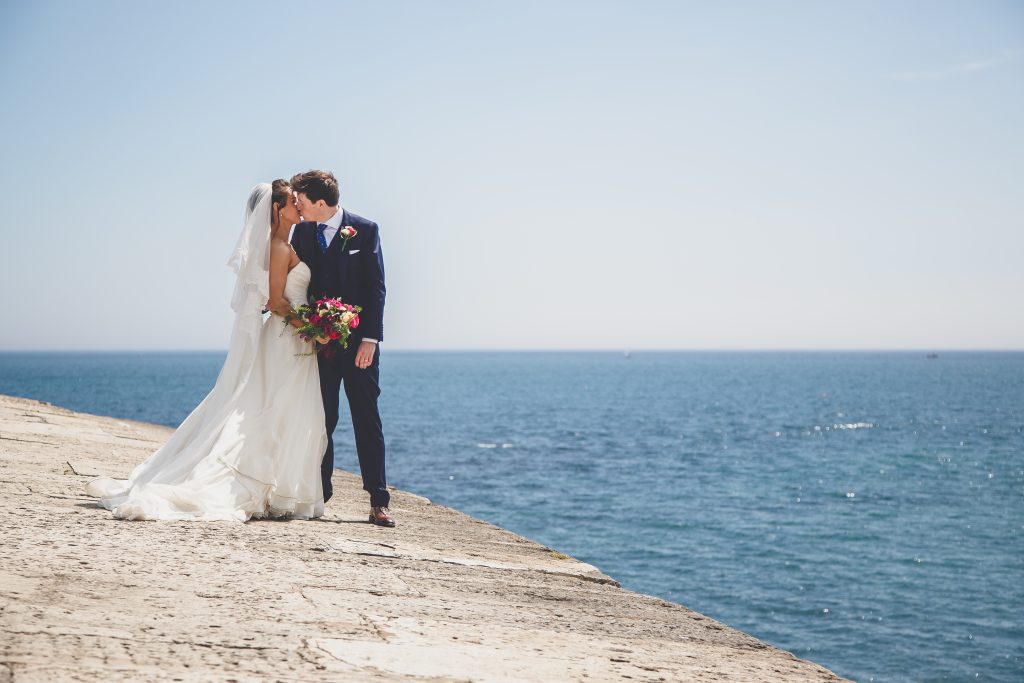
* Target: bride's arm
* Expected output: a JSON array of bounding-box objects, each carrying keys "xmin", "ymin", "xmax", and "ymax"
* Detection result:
[{"xmin": 267, "ymin": 242, "xmax": 303, "ymax": 329}]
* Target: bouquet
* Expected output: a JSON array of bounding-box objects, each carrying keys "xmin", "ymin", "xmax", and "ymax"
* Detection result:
[{"xmin": 285, "ymin": 296, "xmax": 362, "ymax": 353}]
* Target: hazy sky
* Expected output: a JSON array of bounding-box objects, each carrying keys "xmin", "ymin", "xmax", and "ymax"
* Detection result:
[{"xmin": 1, "ymin": 1, "xmax": 1021, "ymax": 350}]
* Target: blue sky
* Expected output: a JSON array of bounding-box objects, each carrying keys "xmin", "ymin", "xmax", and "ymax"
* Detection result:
[{"xmin": 1, "ymin": 1, "xmax": 1021, "ymax": 350}]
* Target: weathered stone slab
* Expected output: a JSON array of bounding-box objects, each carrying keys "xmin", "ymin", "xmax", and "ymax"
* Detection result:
[{"xmin": 0, "ymin": 394, "xmax": 847, "ymax": 682}]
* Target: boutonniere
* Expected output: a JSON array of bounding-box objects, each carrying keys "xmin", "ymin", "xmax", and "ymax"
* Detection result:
[{"xmin": 340, "ymin": 226, "xmax": 358, "ymax": 250}]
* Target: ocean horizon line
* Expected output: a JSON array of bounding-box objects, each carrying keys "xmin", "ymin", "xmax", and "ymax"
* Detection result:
[{"xmin": 1, "ymin": 348, "xmax": 1022, "ymax": 354}]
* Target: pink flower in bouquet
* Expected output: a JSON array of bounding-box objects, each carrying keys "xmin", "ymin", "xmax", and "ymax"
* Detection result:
[{"xmin": 350, "ymin": 315, "xmax": 360, "ymax": 329}]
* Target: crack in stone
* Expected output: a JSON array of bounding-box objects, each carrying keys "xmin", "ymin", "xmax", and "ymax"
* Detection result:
[
  {"xmin": 322, "ymin": 543, "xmax": 620, "ymax": 587},
  {"xmin": 0, "ymin": 436, "xmax": 59, "ymax": 447},
  {"xmin": 22, "ymin": 487, "xmax": 93, "ymax": 501},
  {"xmin": 306, "ymin": 639, "xmax": 361, "ymax": 670},
  {"xmin": 169, "ymin": 639, "xmax": 277, "ymax": 651},
  {"xmin": 3, "ymin": 630, "xmax": 134, "ymax": 641},
  {"xmin": 297, "ymin": 638, "xmax": 328, "ymax": 671},
  {"xmin": 360, "ymin": 614, "xmax": 390, "ymax": 642},
  {"xmin": 112, "ymin": 435, "xmax": 164, "ymax": 445}
]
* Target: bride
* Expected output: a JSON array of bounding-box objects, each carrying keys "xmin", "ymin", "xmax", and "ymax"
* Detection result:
[{"xmin": 86, "ymin": 182, "xmax": 328, "ymax": 521}]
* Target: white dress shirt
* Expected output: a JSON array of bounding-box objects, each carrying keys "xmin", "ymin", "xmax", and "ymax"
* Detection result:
[
  {"xmin": 318, "ymin": 207, "xmax": 345, "ymax": 246},
  {"xmin": 318, "ymin": 208, "xmax": 377, "ymax": 345}
]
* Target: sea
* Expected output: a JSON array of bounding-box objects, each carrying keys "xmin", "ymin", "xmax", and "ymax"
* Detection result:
[{"xmin": 1, "ymin": 350, "xmax": 1021, "ymax": 682}]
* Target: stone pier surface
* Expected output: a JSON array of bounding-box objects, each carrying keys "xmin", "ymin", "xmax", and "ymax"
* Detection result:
[{"xmin": 0, "ymin": 394, "xmax": 848, "ymax": 682}]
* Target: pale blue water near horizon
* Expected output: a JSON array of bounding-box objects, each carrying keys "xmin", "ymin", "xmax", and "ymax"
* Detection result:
[{"xmin": 1, "ymin": 350, "xmax": 1021, "ymax": 682}]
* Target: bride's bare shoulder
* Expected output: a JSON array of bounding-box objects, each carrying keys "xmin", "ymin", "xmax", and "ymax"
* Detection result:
[
  {"xmin": 270, "ymin": 239, "xmax": 300, "ymax": 269},
  {"xmin": 269, "ymin": 239, "xmax": 293, "ymax": 263}
]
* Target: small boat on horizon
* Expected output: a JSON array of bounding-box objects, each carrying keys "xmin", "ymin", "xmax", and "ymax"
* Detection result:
[{"xmin": 926, "ymin": 353, "xmax": 939, "ymax": 359}]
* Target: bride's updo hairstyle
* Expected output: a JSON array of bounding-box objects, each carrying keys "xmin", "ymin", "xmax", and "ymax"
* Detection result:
[
  {"xmin": 290, "ymin": 169, "xmax": 339, "ymax": 207},
  {"xmin": 271, "ymin": 179, "xmax": 291, "ymax": 210},
  {"xmin": 270, "ymin": 179, "xmax": 291, "ymax": 224}
]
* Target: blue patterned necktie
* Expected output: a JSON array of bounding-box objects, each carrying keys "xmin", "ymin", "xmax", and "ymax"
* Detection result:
[{"xmin": 316, "ymin": 223, "xmax": 330, "ymax": 253}]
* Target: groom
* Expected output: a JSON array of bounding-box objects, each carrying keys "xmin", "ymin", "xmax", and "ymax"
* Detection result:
[{"xmin": 288, "ymin": 170, "xmax": 394, "ymax": 527}]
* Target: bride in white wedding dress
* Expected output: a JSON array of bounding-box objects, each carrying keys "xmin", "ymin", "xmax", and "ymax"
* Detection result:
[{"xmin": 86, "ymin": 182, "xmax": 328, "ymax": 521}]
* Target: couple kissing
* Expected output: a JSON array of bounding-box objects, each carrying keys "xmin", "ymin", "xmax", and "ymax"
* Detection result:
[{"xmin": 87, "ymin": 170, "xmax": 394, "ymax": 527}]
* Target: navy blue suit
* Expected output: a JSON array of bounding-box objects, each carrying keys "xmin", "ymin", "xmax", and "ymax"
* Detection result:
[{"xmin": 291, "ymin": 210, "xmax": 388, "ymax": 507}]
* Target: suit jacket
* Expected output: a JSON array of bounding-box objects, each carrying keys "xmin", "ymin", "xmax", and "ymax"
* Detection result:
[{"xmin": 290, "ymin": 210, "xmax": 386, "ymax": 343}]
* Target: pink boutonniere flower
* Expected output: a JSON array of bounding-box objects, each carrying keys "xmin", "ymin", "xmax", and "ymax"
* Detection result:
[{"xmin": 340, "ymin": 226, "xmax": 358, "ymax": 249}]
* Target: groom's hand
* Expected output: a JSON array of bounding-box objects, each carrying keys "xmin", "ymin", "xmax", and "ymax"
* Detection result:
[{"xmin": 355, "ymin": 340, "xmax": 376, "ymax": 370}]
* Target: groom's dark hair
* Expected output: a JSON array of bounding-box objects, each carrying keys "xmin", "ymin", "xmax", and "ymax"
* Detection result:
[{"xmin": 290, "ymin": 170, "xmax": 339, "ymax": 207}]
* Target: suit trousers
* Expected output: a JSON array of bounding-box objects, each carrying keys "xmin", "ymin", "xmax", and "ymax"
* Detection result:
[{"xmin": 317, "ymin": 341, "xmax": 389, "ymax": 508}]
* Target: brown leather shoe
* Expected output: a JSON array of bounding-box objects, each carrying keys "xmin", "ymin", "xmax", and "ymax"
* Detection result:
[{"xmin": 368, "ymin": 506, "xmax": 396, "ymax": 527}]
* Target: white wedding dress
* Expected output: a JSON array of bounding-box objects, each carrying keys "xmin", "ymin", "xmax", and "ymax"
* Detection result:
[{"xmin": 87, "ymin": 186, "xmax": 328, "ymax": 522}]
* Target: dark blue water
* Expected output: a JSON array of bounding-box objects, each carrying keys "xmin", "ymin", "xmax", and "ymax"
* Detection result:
[{"xmin": 2, "ymin": 351, "xmax": 1022, "ymax": 682}]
